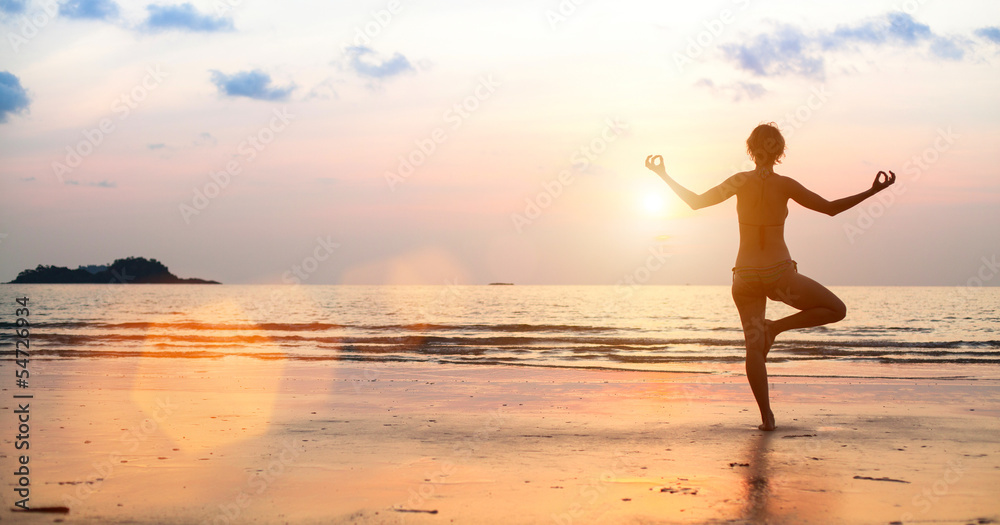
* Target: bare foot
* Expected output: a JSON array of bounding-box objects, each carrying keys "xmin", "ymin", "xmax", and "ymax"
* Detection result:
[
  {"xmin": 758, "ymin": 409, "xmax": 775, "ymax": 431},
  {"xmin": 762, "ymin": 320, "xmax": 776, "ymax": 358}
]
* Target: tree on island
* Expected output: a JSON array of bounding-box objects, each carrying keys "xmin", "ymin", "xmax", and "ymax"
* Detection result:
[{"xmin": 6, "ymin": 257, "xmax": 219, "ymax": 284}]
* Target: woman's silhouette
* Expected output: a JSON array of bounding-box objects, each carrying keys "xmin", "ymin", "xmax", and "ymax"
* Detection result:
[{"xmin": 645, "ymin": 122, "xmax": 895, "ymax": 430}]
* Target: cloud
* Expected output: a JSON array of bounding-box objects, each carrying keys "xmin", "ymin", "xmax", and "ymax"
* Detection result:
[
  {"xmin": 305, "ymin": 77, "xmax": 339, "ymax": 101},
  {"xmin": 734, "ymin": 81, "xmax": 767, "ymax": 99},
  {"xmin": 0, "ymin": 71, "xmax": 30, "ymax": 123},
  {"xmin": 823, "ymin": 12, "xmax": 931, "ymax": 48},
  {"xmin": 65, "ymin": 179, "xmax": 117, "ymax": 188},
  {"xmin": 930, "ymin": 37, "xmax": 964, "ymax": 60},
  {"xmin": 884, "ymin": 12, "xmax": 932, "ymax": 43},
  {"xmin": 0, "ymin": 0, "xmax": 27, "ymax": 14},
  {"xmin": 722, "ymin": 13, "xmax": 972, "ymax": 79},
  {"xmin": 975, "ymin": 27, "xmax": 1000, "ymax": 44},
  {"xmin": 147, "ymin": 143, "xmax": 166, "ymax": 149},
  {"xmin": 210, "ymin": 69, "xmax": 294, "ymax": 101},
  {"xmin": 345, "ymin": 46, "xmax": 414, "ymax": 79},
  {"xmin": 60, "ymin": 0, "xmax": 120, "ymax": 21},
  {"xmin": 695, "ymin": 78, "xmax": 767, "ymax": 101},
  {"xmin": 193, "ymin": 132, "xmax": 216, "ymax": 147},
  {"xmin": 721, "ymin": 25, "xmax": 824, "ymax": 78},
  {"xmin": 144, "ymin": 3, "xmax": 233, "ymax": 32}
]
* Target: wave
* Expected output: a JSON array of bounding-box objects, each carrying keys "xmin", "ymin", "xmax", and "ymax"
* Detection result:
[
  {"xmin": 0, "ymin": 321, "xmax": 347, "ymax": 331},
  {"xmin": 0, "ymin": 321, "xmax": 620, "ymax": 332},
  {"xmin": 1, "ymin": 319, "xmax": 997, "ymax": 367},
  {"xmin": 5, "ymin": 319, "xmax": 996, "ymax": 339},
  {"xmin": 5, "ymin": 330, "xmax": 998, "ymax": 350}
]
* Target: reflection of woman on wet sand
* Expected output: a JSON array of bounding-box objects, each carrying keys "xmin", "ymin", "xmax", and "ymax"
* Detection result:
[
  {"xmin": 645, "ymin": 123, "xmax": 895, "ymax": 430},
  {"xmin": 741, "ymin": 433, "xmax": 773, "ymax": 522}
]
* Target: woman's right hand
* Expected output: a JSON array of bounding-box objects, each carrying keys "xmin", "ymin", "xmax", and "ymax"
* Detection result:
[
  {"xmin": 871, "ymin": 170, "xmax": 896, "ymax": 193},
  {"xmin": 645, "ymin": 155, "xmax": 667, "ymax": 176}
]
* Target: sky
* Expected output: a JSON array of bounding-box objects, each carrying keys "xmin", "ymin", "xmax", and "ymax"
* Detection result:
[{"xmin": 1, "ymin": 0, "xmax": 998, "ymax": 285}]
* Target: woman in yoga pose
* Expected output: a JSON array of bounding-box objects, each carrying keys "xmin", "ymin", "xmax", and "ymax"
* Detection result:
[{"xmin": 645, "ymin": 123, "xmax": 895, "ymax": 430}]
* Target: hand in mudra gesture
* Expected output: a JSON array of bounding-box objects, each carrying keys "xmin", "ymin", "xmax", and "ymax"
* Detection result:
[
  {"xmin": 645, "ymin": 155, "xmax": 666, "ymax": 177},
  {"xmin": 871, "ymin": 170, "xmax": 896, "ymax": 193}
]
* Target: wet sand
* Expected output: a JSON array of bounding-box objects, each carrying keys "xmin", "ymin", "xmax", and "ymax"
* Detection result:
[{"xmin": 2, "ymin": 357, "xmax": 999, "ymax": 524}]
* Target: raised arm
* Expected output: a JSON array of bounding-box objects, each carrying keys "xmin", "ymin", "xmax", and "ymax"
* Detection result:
[
  {"xmin": 645, "ymin": 155, "xmax": 736, "ymax": 210},
  {"xmin": 788, "ymin": 171, "xmax": 896, "ymax": 216}
]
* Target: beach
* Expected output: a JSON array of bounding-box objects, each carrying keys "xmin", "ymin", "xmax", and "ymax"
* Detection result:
[
  {"xmin": 4, "ymin": 0, "xmax": 998, "ymax": 521},
  {"xmin": 4, "ymin": 356, "xmax": 998, "ymax": 524}
]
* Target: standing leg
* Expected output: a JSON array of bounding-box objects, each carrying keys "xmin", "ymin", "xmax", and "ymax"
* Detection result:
[{"xmin": 732, "ymin": 277, "xmax": 774, "ymax": 431}]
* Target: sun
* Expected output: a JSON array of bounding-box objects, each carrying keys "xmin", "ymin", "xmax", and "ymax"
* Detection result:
[{"xmin": 640, "ymin": 193, "xmax": 669, "ymax": 218}]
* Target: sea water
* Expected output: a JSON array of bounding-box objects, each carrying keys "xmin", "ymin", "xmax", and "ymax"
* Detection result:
[{"xmin": 1, "ymin": 284, "xmax": 997, "ymax": 379}]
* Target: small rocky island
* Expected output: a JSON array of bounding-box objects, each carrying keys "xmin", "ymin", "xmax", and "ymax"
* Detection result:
[{"xmin": 6, "ymin": 257, "xmax": 220, "ymax": 284}]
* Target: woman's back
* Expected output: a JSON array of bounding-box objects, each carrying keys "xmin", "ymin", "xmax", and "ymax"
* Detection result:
[{"xmin": 734, "ymin": 170, "xmax": 792, "ymax": 267}]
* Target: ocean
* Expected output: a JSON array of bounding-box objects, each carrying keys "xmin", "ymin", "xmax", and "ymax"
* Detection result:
[{"xmin": 2, "ymin": 284, "xmax": 997, "ymax": 379}]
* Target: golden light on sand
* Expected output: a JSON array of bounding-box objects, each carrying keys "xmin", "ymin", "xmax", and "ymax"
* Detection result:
[{"xmin": 131, "ymin": 300, "xmax": 284, "ymax": 449}]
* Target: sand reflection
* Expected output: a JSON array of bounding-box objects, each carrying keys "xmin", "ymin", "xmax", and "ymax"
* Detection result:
[
  {"xmin": 741, "ymin": 432, "xmax": 775, "ymax": 523},
  {"xmin": 735, "ymin": 429, "xmax": 840, "ymax": 524}
]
